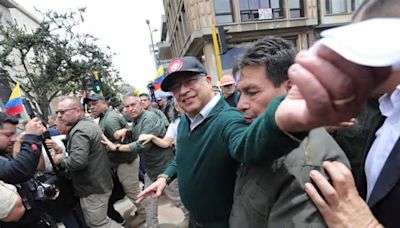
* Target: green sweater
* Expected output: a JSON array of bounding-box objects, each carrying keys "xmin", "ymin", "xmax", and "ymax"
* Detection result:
[{"xmin": 164, "ymin": 96, "xmax": 304, "ymax": 227}]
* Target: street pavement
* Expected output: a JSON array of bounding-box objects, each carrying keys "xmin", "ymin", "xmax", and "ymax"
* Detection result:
[
  {"xmin": 57, "ymin": 195, "xmax": 186, "ymax": 228},
  {"xmin": 115, "ymin": 195, "xmax": 187, "ymax": 228}
]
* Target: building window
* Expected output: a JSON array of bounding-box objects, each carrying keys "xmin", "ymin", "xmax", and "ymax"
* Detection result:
[
  {"xmin": 351, "ymin": 0, "xmax": 364, "ymax": 11},
  {"xmin": 325, "ymin": 0, "xmax": 347, "ymax": 14},
  {"xmin": 239, "ymin": 0, "xmax": 284, "ymax": 22},
  {"xmin": 214, "ymin": 0, "xmax": 234, "ymax": 24},
  {"xmin": 288, "ymin": 0, "xmax": 304, "ymax": 18}
]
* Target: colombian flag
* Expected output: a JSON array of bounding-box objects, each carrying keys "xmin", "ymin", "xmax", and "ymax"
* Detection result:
[
  {"xmin": 5, "ymin": 83, "xmax": 24, "ymax": 115},
  {"xmin": 153, "ymin": 66, "xmax": 164, "ymax": 91}
]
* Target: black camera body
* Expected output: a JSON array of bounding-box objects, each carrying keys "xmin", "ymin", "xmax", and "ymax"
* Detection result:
[
  {"xmin": 25, "ymin": 174, "xmax": 59, "ymax": 201},
  {"xmin": 33, "ymin": 182, "xmax": 58, "ymax": 201}
]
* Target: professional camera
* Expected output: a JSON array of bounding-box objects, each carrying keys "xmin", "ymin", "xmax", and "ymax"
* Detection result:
[
  {"xmin": 30, "ymin": 174, "xmax": 59, "ymax": 201},
  {"xmin": 33, "ymin": 182, "xmax": 58, "ymax": 201}
]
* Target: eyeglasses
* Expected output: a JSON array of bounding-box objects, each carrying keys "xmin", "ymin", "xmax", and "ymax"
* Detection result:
[
  {"xmin": 170, "ymin": 75, "xmax": 203, "ymax": 93},
  {"xmin": 55, "ymin": 108, "xmax": 77, "ymax": 115}
]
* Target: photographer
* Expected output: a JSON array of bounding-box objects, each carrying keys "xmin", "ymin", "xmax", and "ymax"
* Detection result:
[
  {"xmin": 0, "ymin": 180, "xmax": 25, "ymax": 222},
  {"xmin": 0, "ymin": 112, "xmax": 59, "ymax": 227},
  {"xmin": 0, "ymin": 112, "xmax": 43, "ymax": 184}
]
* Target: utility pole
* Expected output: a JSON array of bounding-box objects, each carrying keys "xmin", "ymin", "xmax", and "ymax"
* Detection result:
[{"xmin": 146, "ymin": 19, "xmax": 159, "ymax": 69}]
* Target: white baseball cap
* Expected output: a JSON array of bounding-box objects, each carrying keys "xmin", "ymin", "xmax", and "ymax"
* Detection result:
[{"xmin": 316, "ymin": 18, "xmax": 400, "ymax": 69}]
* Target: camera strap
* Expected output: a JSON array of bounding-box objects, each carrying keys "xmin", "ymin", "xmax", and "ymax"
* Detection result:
[{"xmin": 41, "ymin": 131, "xmax": 59, "ymax": 173}]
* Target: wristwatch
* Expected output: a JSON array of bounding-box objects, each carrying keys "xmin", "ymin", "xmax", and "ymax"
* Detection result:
[
  {"xmin": 157, "ymin": 174, "xmax": 171, "ymax": 185},
  {"xmin": 115, "ymin": 144, "xmax": 121, "ymax": 152}
]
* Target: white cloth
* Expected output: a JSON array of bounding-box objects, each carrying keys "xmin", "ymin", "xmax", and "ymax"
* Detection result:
[
  {"xmin": 187, "ymin": 93, "xmax": 221, "ymax": 131},
  {"xmin": 0, "ymin": 180, "xmax": 18, "ymax": 220},
  {"xmin": 165, "ymin": 118, "xmax": 180, "ymax": 139},
  {"xmin": 43, "ymin": 135, "xmax": 67, "ymax": 172},
  {"xmin": 365, "ymin": 85, "xmax": 400, "ymax": 201},
  {"xmin": 317, "ymin": 18, "xmax": 400, "ymax": 68}
]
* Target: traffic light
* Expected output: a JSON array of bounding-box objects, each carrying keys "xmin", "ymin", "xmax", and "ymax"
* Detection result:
[
  {"xmin": 85, "ymin": 75, "xmax": 95, "ymax": 92},
  {"xmin": 93, "ymin": 79, "xmax": 102, "ymax": 93},
  {"xmin": 217, "ymin": 26, "xmax": 232, "ymax": 54},
  {"xmin": 92, "ymin": 71, "xmax": 103, "ymax": 94}
]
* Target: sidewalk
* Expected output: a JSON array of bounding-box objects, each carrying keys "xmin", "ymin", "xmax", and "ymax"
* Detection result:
[{"xmin": 114, "ymin": 195, "xmax": 187, "ymax": 228}]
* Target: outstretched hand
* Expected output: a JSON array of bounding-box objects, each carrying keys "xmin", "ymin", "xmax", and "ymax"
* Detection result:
[
  {"xmin": 276, "ymin": 43, "xmax": 390, "ymax": 132},
  {"xmin": 304, "ymin": 161, "xmax": 382, "ymax": 228},
  {"xmin": 101, "ymin": 135, "xmax": 116, "ymax": 151},
  {"xmin": 113, "ymin": 128, "xmax": 128, "ymax": 141},
  {"xmin": 138, "ymin": 134, "xmax": 154, "ymax": 145},
  {"xmin": 136, "ymin": 177, "xmax": 167, "ymax": 203}
]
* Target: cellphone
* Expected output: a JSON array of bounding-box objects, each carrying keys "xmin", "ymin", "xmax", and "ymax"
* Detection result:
[{"xmin": 42, "ymin": 131, "xmax": 51, "ymax": 140}]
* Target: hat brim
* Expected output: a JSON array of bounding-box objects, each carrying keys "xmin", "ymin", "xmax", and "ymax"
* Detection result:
[
  {"xmin": 83, "ymin": 97, "xmax": 104, "ymax": 104},
  {"xmin": 161, "ymin": 70, "xmax": 203, "ymax": 92},
  {"xmin": 220, "ymin": 82, "xmax": 235, "ymax": 87}
]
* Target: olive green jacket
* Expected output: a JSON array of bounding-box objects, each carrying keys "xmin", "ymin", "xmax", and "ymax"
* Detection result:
[{"xmin": 229, "ymin": 128, "xmax": 350, "ymax": 228}]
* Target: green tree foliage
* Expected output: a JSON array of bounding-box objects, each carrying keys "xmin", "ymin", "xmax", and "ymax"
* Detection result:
[{"xmin": 0, "ymin": 9, "xmax": 122, "ymax": 120}]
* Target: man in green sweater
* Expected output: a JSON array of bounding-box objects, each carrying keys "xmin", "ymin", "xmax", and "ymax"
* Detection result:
[{"xmin": 137, "ymin": 56, "xmax": 305, "ymax": 227}]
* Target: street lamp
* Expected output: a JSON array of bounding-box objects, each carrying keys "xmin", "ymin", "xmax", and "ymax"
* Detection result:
[{"xmin": 146, "ymin": 19, "xmax": 160, "ymax": 69}]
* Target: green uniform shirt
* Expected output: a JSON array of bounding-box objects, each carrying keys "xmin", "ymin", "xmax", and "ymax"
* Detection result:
[
  {"xmin": 99, "ymin": 108, "xmax": 137, "ymax": 164},
  {"xmin": 149, "ymin": 107, "xmax": 170, "ymax": 128},
  {"xmin": 128, "ymin": 110, "xmax": 174, "ymax": 181},
  {"xmin": 164, "ymin": 96, "xmax": 305, "ymax": 227}
]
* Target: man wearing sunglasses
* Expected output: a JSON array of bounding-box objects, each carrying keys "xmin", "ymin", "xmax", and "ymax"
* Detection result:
[{"xmin": 52, "ymin": 96, "xmax": 121, "ymax": 228}]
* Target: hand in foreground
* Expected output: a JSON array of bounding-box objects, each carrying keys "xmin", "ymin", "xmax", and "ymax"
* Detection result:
[
  {"xmin": 45, "ymin": 139, "xmax": 62, "ymax": 154},
  {"xmin": 325, "ymin": 118, "xmax": 356, "ymax": 133},
  {"xmin": 136, "ymin": 177, "xmax": 167, "ymax": 203},
  {"xmin": 113, "ymin": 128, "xmax": 128, "ymax": 141},
  {"xmin": 101, "ymin": 135, "xmax": 116, "ymax": 151},
  {"xmin": 138, "ymin": 134, "xmax": 154, "ymax": 145},
  {"xmin": 304, "ymin": 161, "xmax": 382, "ymax": 228},
  {"xmin": 276, "ymin": 43, "xmax": 390, "ymax": 132},
  {"xmin": 52, "ymin": 153, "xmax": 64, "ymax": 165},
  {"xmin": 25, "ymin": 118, "xmax": 45, "ymax": 136}
]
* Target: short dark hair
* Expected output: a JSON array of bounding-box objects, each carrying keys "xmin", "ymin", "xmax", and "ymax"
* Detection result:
[
  {"xmin": 237, "ymin": 36, "xmax": 296, "ymax": 87},
  {"xmin": 0, "ymin": 112, "xmax": 19, "ymax": 129},
  {"xmin": 139, "ymin": 93, "xmax": 151, "ymax": 100}
]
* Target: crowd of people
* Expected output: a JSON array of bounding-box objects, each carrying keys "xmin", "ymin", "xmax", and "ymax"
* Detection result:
[{"xmin": 1, "ymin": 0, "xmax": 400, "ymax": 227}]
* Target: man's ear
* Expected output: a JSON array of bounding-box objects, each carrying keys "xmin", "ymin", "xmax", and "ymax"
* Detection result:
[
  {"xmin": 206, "ymin": 75, "xmax": 213, "ymax": 83},
  {"xmin": 284, "ymin": 80, "xmax": 291, "ymax": 91}
]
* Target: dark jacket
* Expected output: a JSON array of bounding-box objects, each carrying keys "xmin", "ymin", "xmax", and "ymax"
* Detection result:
[
  {"xmin": 358, "ymin": 116, "xmax": 400, "ymax": 228},
  {"xmin": 61, "ymin": 118, "xmax": 113, "ymax": 197},
  {"xmin": 230, "ymin": 128, "xmax": 350, "ymax": 228},
  {"xmin": 0, "ymin": 134, "xmax": 42, "ymax": 184}
]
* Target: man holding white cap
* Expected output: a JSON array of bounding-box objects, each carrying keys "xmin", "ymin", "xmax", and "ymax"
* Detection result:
[{"xmin": 275, "ymin": 0, "xmax": 400, "ymax": 227}]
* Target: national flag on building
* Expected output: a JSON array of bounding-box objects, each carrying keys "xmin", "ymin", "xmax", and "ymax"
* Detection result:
[
  {"xmin": 153, "ymin": 66, "xmax": 164, "ymax": 91},
  {"xmin": 5, "ymin": 83, "xmax": 24, "ymax": 115}
]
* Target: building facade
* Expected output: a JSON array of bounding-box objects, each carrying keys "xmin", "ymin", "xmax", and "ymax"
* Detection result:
[
  {"xmin": 159, "ymin": 0, "xmax": 363, "ymax": 84},
  {"xmin": 0, "ymin": 0, "xmax": 40, "ymax": 111}
]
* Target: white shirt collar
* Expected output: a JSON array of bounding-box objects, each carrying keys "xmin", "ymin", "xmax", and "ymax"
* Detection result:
[
  {"xmin": 379, "ymin": 84, "xmax": 400, "ymax": 117},
  {"xmin": 187, "ymin": 93, "xmax": 221, "ymax": 131}
]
